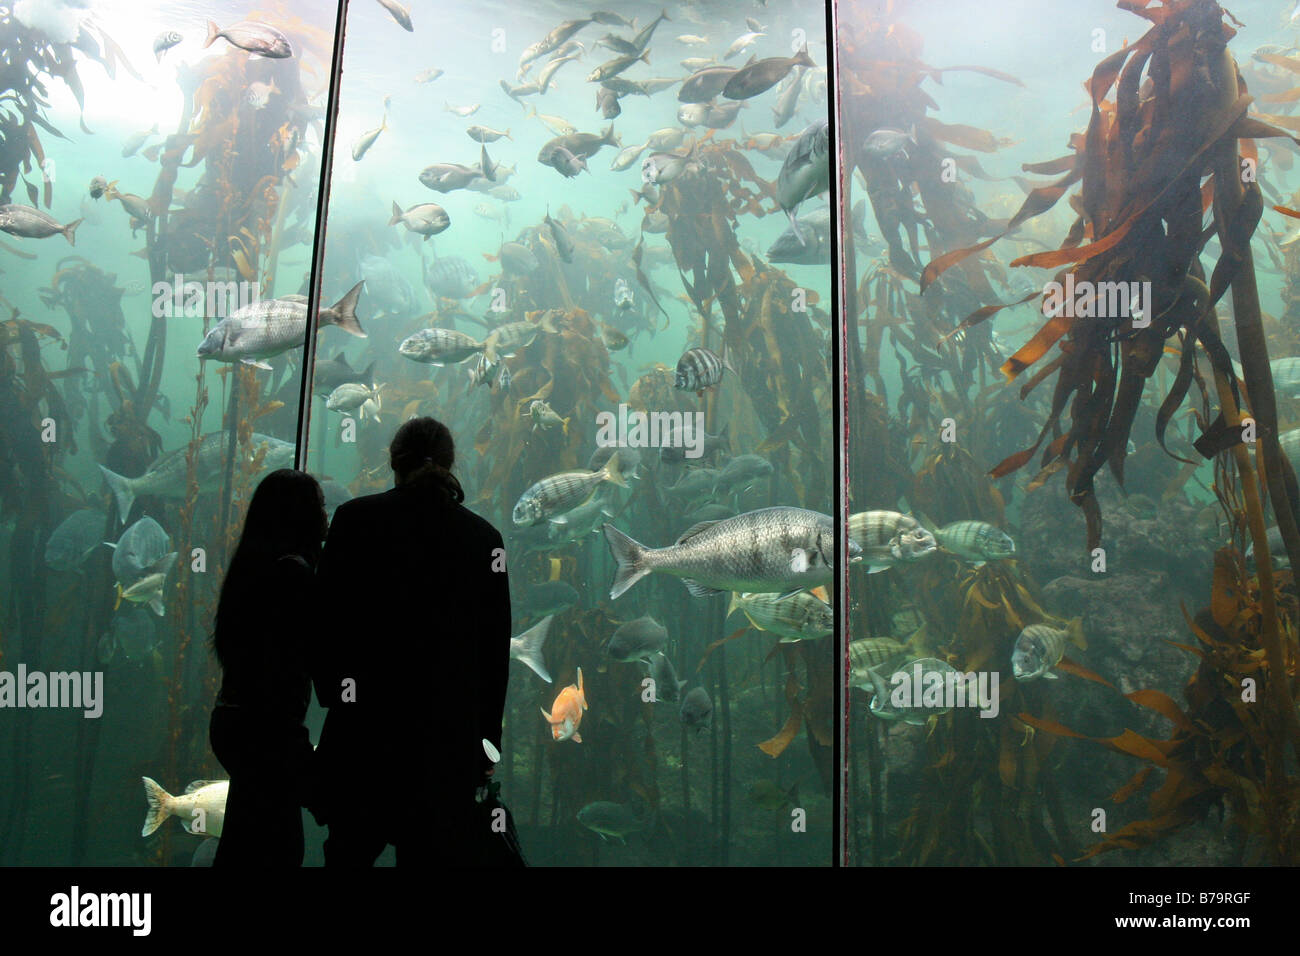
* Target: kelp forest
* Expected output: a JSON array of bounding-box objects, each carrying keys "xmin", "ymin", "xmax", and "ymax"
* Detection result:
[{"xmin": 839, "ymin": 0, "xmax": 1300, "ymax": 866}]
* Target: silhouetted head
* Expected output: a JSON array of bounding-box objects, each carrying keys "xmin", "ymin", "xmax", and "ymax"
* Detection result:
[
  {"xmin": 390, "ymin": 416, "xmax": 465, "ymax": 504},
  {"xmin": 213, "ymin": 469, "xmax": 326, "ymax": 668}
]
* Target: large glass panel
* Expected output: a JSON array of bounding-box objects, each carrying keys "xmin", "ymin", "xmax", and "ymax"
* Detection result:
[
  {"xmin": 838, "ymin": 0, "xmax": 1300, "ymax": 867},
  {"xmin": 307, "ymin": 0, "xmax": 833, "ymax": 864},
  {"xmin": 0, "ymin": 1, "xmax": 339, "ymax": 864}
]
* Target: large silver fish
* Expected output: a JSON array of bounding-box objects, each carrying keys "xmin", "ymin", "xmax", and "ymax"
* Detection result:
[
  {"xmin": 678, "ymin": 65, "xmax": 738, "ymax": 103},
  {"xmin": 603, "ymin": 506, "xmax": 856, "ymax": 599},
  {"xmin": 388, "ymin": 200, "xmax": 450, "ymax": 238},
  {"xmin": 519, "ymin": 17, "xmax": 594, "ymax": 72},
  {"xmin": 775, "ymin": 120, "xmax": 830, "ymax": 244},
  {"xmin": 203, "ymin": 19, "xmax": 293, "ymax": 58},
  {"xmin": 419, "ymin": 162, "xmax": 483, "ymax": 192},
  {"xmin": 196, "ymin": 283, "xmax": 365, "ymax": 368},
  {"xmin": 99, "ymin": 433, "xmax": 294, "ymax": 517},
  {"xmin": 0, "ymin": 204, "xmax": 82, "ymax": 245},
  {"xmin": 722, "ymin": 46, "xmax": 815, "ymax": 100}
]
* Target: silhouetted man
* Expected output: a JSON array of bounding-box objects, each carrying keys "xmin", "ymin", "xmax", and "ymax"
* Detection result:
[{"xmin": 312, "ymin": 417, "xmax": 511, "ymax": 865}]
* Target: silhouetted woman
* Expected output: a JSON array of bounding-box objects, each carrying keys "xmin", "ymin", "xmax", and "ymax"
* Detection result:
[
  {"xmin": 313, "ymin": 417, "xmax": 512, "ymax": 865},
  {"xmin": 209, "ymin": 469, "xmax": 327, "ymax": 866}
]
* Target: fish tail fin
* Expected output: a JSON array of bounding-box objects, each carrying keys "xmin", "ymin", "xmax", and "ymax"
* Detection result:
[
  {"xmin": 721, "ymin": 342, "xmax": 738, "ymax": 378},
  {"xmin": 727, "ymin": 591, "xmax": 741, "ymax": 617},
  {"xmin": 796, "ymin": 43, "xmax": 815, "ymax": 68},
  {"xmin": 98, "ymin": 464, "xmax": 135, "ymax": 518},
  {"xmin": 388, "ymin": 201, "xmax": 403, "ymax": 227},
  {"xmin": 661, "ymin": 8, "xmax": 671, "ymax": 22},
  {"xmin": 539, "ymin": 310, "xmax": 559, "ymax": 334},
  {"xmin": 1067, "ymin": 617, "xmax": 1087, "ymax": 651},
  {"xmin": 203, "ymin": 20, "xmax": 220, "ymax": 48},
  {"xmin": 601, "ymin": 450, "xmax": 629, "ymax": 488},
  {"xmin": 327, "ymin": 281, "xmax": 367, "ymax": 338},
  {"xmin": 518, "ymin": 616, "xmax": 554, "ymax": 683},
  {"xmin": 562, "ymin": 416, "xmax": 570, "ymax": 436},
  {"xmin": 141, "ymin": 777, "xmax": 172, "ymax": 836},
  {"xmin": 113, "ymin": 582, "xmax": 123, "ymax": 611},
  {"xmin": 604, "ymin": 523, "xmax": 650, "ymax": 599},
  {"xmin": 62, "ymin": 218, "xmax": 82, "ymax": 246},
  {"xmin": 360, "ymin": 360, "xmax": 377, "ymax": 388},
  {"xmin": 505, "ymin": 128, "xmax": 513, "ymax": 141}
]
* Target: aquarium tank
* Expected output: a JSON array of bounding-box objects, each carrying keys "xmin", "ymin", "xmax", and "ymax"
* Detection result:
[{"xmin": 0, "ymin": 0, "xmax": 1297, "ymax": 871}]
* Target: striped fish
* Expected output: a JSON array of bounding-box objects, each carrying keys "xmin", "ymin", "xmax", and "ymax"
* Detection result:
[
  {"xmin": 1010, "ymin": 619, "xmax": 1085, "ymax": 682},
  {"xmin": 399, "ymin": 328, "xmax": 484, "ymax": 365},
  {"xmin": 867, "ymin": 658, "xmax": 960, "ymax": 724},
  {"xmin": 848, "ymin": 510, "xmax": 937, "ymax": 572},
  {"xmin": 727, "ymin": 589, "xmax": 832, "ymax": 643},
  {"xmin": 513, "ymin": 454, "xmax": 629, "ymax": 526},
  {"xmin": 483, "ymin": 312, "xmax": 559, "ymax": 363},
  {"xmin": 847, "ymin": 637, "xmax": 908, "ymax": 690},
  {"xmin": 674, "ymin": 346, "xmax": 735, "ymax": 393},
  {"xmin": 934, "ymin": 521, "xmax": 1015, "ymax": 564},
  {"xmin": 467, "ymin": 352, "xmax": 497, "ymax": 388}
]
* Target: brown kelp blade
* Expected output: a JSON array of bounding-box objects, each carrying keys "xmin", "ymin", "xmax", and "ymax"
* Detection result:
[
  {"xmin": 940, "ymin": 290, "xmax": 1040, "ymax": 344},
  {"xmin": 919, "ymin": 170, "xmax": 1080, "ymax": 292}
]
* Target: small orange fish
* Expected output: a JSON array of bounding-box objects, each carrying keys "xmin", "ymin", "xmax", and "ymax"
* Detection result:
[{"xmin": 542, "ymin": 667, "xmax": 587, "ymax": 742}]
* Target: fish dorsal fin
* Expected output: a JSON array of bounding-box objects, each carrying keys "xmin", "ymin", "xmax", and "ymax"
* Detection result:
[
  {"xmin": 745, "ymin": 53, "xmax": 757, "ymax": 66},
  {"xmin": 335, "ymin": 351, "xmax": 352, "ymax": 368},
  {"xmin": 185, "ymin": 779, "xmax": 223, "ymax": 793},
  {"xmin": 675, "ymin": 519, "xmax": 719, "ymax": 545}
]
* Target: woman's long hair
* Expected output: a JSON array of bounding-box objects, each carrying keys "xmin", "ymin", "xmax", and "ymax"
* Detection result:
[
  {"xmin": 390, "ymin": 416, "xmax": 464, "ymax": 504},
  {"xmin": 212, "ymin": 469, "xmax": 326, "ymax": 668}
]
